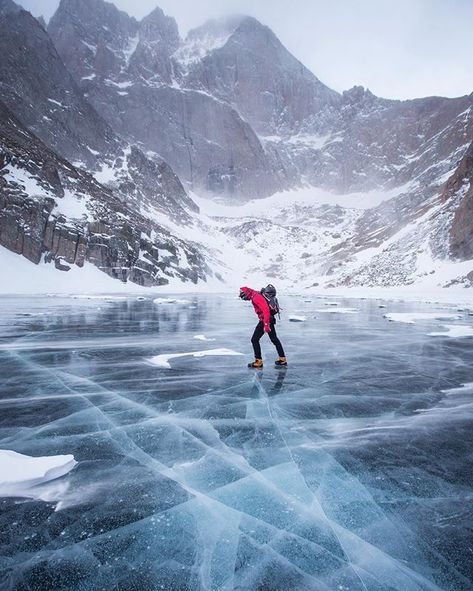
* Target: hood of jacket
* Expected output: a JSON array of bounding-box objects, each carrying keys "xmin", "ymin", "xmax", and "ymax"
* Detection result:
[{"xmin": 240, "ymin": 286, "xmax": 259, "ymax": 300}]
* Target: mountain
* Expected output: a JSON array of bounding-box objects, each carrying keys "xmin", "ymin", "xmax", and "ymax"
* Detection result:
[
  {"xmin": 49, "ymin": 0, "xmax": 473, "ymax": 199},
  {"xmin": 0, "ymin": 98, "xmax": 210, "ymax": 285},
  {"xmin": 1, "ymin": 0, "xmax": 471, "ymax": 293},
  {"xmin": 175, "ymin": 16, "xmax": 340, "ymax": 135},
  {"xmin": 48, "ymin": 0, "xmax": 283, "ymax": 199},
  {"xmin": 0, "ymin": 4, "xmax": 213, "ymax": 286},
  {"xmin": 0, "ymin": 6, "xmax": 119, "ymax": 168}
]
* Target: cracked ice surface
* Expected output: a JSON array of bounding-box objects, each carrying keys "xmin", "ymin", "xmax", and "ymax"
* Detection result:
[{"xmin": 0, "ymin": 295, "xmax": 472, "ymax": 590}]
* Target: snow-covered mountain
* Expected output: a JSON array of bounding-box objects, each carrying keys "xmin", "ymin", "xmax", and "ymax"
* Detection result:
[
  {"xmin": 48, "ymin": 0, "xmax": 283, "ymax": 199},
  {"xmin": 0, "ymin": 0, "xmax": 472, "ymax": 294},
  {"xmin": 0, "ymin": 98, "xmax": 210, "ymax": 285}
]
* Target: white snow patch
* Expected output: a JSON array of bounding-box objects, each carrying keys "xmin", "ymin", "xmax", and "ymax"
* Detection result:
[
  {"xmin": 174, "ymin": 30, "xmax": 231, "ymax": 70},
  {"xmin": 428, "ymin": 324, "xmax": 473, "ymax": 338},
  {"xmin": 81, "ymin": 40, "xmax": 97, "ymax": 55},
  {"xmin": 47, "ymin": 98, "xmax": 64, "ymax": 108},
  {"xmin": 193, "ymin": 334, "xmax": 216, "ymax": 341},
  {"xmin": 54, "ymin": 189, "xmax": 89, "ymax": 219},
  {"xmin": 0, "ymin": 450, "xmax": 76, "ymax": 498},
  {"xmin": 94, "ymin": 163, "xmax": 117, "ymax": 185},
  {"xmin": 384, "ymin": 312, "xmax": 462, "ymax": 324},
  {"xmin": 72, "ymin": 295, "xmax": 128, "ymax": 301},
  {"xmin": 123, "ymin": 35, "xmax": 139, "ymax": 66},
  {"xmin": 0, "ymin": 246, "xmax": 151, "ymax": 295},
  {"xmin": 192, "ymin": 182, "xmax": 416, "ymax": 216},
  {"xmin": 148, "ymin": 348, "xmax": 243, "ymax": 369},
  {"xmin": 153, "ymin": 298, "xmax": 191, "ymax": 305},
  {"xmin": 5, "ymin": 166, "xmax": 54, "ymax": 198},
  {"xmin": 316, "ymin": 308, "xmax": 359, "ymax": 314}
]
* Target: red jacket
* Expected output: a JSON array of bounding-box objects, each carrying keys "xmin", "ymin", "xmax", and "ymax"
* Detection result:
[{"xmin": 240, "ymin": 286, "xmax": 271, "ymax": 328}]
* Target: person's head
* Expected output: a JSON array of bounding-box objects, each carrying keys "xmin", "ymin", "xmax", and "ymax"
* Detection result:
[
  {"xmin": 264, "ymin": 284, "xmax": 276, "ymax": 297},
  {"xmin": 239, "ymin": 289, "xmax": 251, "ymax": 301}
]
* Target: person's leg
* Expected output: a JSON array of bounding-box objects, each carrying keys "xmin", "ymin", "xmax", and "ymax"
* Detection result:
[
  {"xmin": 268, "ymin": 321, "xmax": 285, "ymax": 357},
  {"xmin": 251, "ymin": 322, "xmax": 264, "ymax": 359}
]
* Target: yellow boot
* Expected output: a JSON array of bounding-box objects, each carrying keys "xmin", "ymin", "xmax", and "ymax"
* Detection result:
[
  {"xmin": 275, "ymin": 357, "xmax": 287, "ymax": 367},
  {"xmin": 248, "ymin": 358, "xmax": 263, "ymax": 368}
]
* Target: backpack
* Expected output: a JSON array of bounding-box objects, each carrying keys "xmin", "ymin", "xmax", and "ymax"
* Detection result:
[{"xmin": 261, "ymin": 289, "xmax": 280, "ymax": 318}]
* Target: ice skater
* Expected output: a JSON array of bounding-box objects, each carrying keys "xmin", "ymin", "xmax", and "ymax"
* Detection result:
[{"xmin": 239, "ymin": 284, "xmax": 287, "ymax": 368}]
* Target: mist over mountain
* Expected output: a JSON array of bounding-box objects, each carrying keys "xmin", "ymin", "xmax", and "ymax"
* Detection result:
[{"xmin": 0, "ymin": 0, "xmax": 472, "ymax": 292}]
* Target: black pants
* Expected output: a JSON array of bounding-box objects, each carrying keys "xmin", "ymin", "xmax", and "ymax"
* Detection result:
[{"xmin": 251, "ymin": 319, "xmax": 285, "ymax": 359}]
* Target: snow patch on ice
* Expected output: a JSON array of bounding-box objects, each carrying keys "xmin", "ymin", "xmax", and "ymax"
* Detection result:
[
  {"xmin": 316, "ymin": 308, "xmax": 359, "ymax": 314},
  {"xmin": 153, "ymin": 298, "xmax": 191, "ymax": 305},
  {"xmin": 193, "ymin": 334, "xmax": 216, "ymax": 341},
  {"xmin": 72, "ymin": 295, "xmax": 128, "ymax": 301},
  {"xmin": 148, "ymin": 348, "xmax": 243, "ymax": 369},
  {"xmin": 0, "ymin": 450, "xmax": 76, "ymax": 498},
  {"xmin": 428, "ymin": 324, "xmax": 473, "ymax": 338},
  {"xmin": 384, "ymin": 312, "xmax": 462, "ymax": 324}
]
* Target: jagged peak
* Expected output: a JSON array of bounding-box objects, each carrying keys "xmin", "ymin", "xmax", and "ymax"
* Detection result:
[
  {"xmin": 175, "ymin": 14, "xmax": 279, "ymax": 70},
  {"xmin": 343, "ymin": 85, "xmax": 374, "ymax": 99},
  {"xmin": 184, "ymin": 14, "xmax": 271, "ymax": 45},
  {"xmin": 139, "ymin": 5, "xmax": 180, "ymax": 47},
  {"xmin": 50, "ymin": 0, "xmax": 137, "ymax": 33}
]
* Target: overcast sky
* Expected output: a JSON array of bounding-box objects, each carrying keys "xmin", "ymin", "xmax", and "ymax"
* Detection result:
[{"xmin": 19, "ymin": 0, "xmax": 473, "ymax": 100}]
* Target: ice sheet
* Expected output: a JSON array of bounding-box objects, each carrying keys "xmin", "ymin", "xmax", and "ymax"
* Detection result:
[{"xmin": 0, "ymin": 294, "xmax": 472, "ymax": 590}]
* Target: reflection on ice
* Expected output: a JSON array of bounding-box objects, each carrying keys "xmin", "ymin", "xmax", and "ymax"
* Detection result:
[{"xmin": 0, "ymin": 294, "xmax": 472, "ymax": 590}]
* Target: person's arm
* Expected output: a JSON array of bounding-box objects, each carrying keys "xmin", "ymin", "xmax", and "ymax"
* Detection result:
[{"xmin": 253, "ymin": 293, "xmax": 271, "ymax": 332}]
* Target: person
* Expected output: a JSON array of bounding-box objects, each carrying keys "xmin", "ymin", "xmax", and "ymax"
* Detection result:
[{"xmin": 239, "ymin": 284, "xmax": 287, "ymax": 368}]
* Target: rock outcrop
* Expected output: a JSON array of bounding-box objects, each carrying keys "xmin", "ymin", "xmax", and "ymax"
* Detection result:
[
  {"xmin": 0, "ymin": 4, "xmax": 200, "ymax": 223},
  {"xmin": 447, "ymin": 142, "xmax": 473, "ymax": 259},
  {"xmin": 0, "ymin": 99, "xmax": 210, "ymax": 285},
  {"xmin": 176, "ymin": 16, "xmax": 340, "ymax": 135}
]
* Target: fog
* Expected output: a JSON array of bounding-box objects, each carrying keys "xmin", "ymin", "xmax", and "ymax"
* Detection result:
[{"xmin": 18, "ymin": 0, "xmax": 473, "ymax": 100}]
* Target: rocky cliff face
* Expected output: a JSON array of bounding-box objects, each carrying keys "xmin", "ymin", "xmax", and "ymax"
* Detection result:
[
  {"xmin": 0, "ymin": 99, "xmax": 210, "ymax": 285},
  {"xmin": 176, "ymin": 16, "xmax": 340, "ymax": 135},
  {"xmin": 0, "ymin": 3, "xmax": 213, "ymax": 287},
  {"xmin": 447, "ymin": 142, "xmax": 473, "ymax": 260},
  {"xmin": 0, "ymin": 7, "xmax": 119, "ymax": 169},
  {"xmin": 0, "ymin": 5, "xmax": 201, "ymax": 217},
  {"xmin": 49, "ymin": 0, "xmax": 282, "ymax": 199}
]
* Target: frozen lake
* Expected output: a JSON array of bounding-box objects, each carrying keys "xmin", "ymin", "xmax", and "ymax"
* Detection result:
[{"xmin": 0, "ymin": 294, "xmax": 472, "ymax": 590}]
